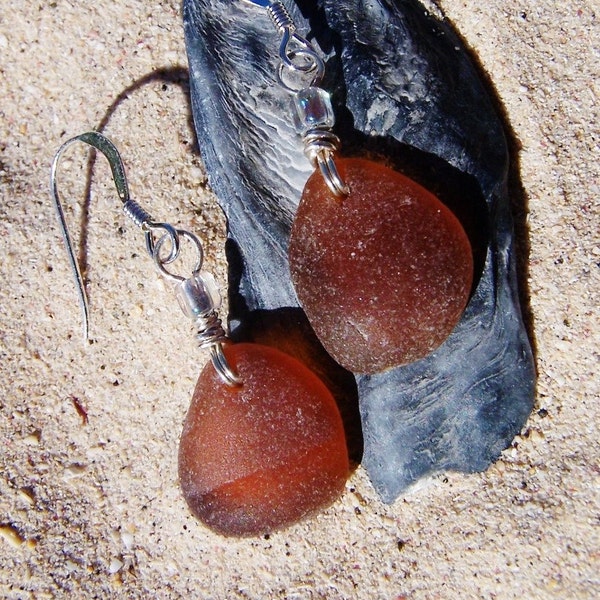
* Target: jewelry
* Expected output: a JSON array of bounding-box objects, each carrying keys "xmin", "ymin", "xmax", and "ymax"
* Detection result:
[
  {"xmin": 51, "ymin": 132, "xmax": 349, "ymax": 536},
  {"xmin": 243, "ymin": 0, "xmax": 474, "ymax": 374}
]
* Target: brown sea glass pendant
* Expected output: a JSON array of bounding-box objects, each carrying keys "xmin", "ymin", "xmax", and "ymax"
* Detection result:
[
  {"xmin": 289, "ymin": 158, "xmax": 473, "ymax": 374},
  {"xmin": 179, "ymin": 342, "xmax": 349, "ymax": 537}
]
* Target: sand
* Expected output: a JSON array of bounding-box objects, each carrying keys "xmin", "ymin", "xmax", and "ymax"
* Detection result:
[{"xmin": 0, "ymin": 1, "xmax": 598, "ymax": 598}]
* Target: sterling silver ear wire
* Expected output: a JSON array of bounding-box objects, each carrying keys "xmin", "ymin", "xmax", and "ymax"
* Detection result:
[
  {"xmin": 243, "ymin": 0, "xmax": 348, "ymax": 197},
  {"xmin": 51, "ymin": 131, "xmax": 241, "ymax": 385}
]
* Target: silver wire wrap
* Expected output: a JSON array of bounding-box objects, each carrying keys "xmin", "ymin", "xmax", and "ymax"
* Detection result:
[
  {"xmin": 302, "ymin": 129, "xmax": 349, "ymax": 196},
  {"xmin": 153, "ymin": 233, "xmax": 241, "ymax": 386},
  {"xmin": 196, "ymin": 313, "xmax": 228, "ymax": 350},
  {"xmin": 267, "ymin": 0, "xmax": 294, "ymax": 31},
  {"xmin": 51, "ymin": 131, "xmax": 241, "ymax": 386},
  {"xmin": 244, "ymin": 0, "xmax": 348, "ymax": 196},
  {"xmin": 122, "ymin": 198, "xmax": 153, "ymax": 227}
]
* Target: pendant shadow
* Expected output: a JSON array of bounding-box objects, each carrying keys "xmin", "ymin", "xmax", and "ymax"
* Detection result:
[{"xmin": 225, "ymin": 239, "xmax": 364, "ymax": 468}]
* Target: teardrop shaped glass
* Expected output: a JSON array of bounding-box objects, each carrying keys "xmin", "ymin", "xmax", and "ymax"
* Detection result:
[
  {"xmin": 289, "ymin": 158, "xmax": 473, "ymax": 374},
  {"xmin": 178, "ymin": 343, "xmax": 349, "ymax": 536}
]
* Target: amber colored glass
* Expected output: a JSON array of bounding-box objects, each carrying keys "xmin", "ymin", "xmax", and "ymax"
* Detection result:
[
  {"xmin": 178, "ymin": 343, "xmax": 349, "ymax": 536},
  {"xmin": 289, "ymin": 158, "xmax": 474, "ymax": 374}
]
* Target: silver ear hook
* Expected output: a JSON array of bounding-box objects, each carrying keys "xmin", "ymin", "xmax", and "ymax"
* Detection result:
[
  {"xmin": 51, "ymin": 136, "xmax": 92, "ymax": 341},
  {"xmin": 50, "ymin": 132, "xmax": 180, "ymax": 340},
  {"xmin": 51, "ymin": 131, "xmax": 241, "ymax": 386}
]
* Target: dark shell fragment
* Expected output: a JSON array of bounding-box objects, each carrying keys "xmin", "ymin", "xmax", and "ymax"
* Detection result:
[{"xmin": 183, "ymin": 0, "xmax": 535, "ymax": 502}]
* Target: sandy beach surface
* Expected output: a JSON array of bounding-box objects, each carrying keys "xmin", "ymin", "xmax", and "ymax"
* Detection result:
[{"xmin": 0, "ymin": 1, "xmax": 598, "ymax": 598}]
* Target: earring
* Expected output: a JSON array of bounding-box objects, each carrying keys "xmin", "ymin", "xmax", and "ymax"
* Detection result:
[
  {"xmin": 243, "ymin": 1, "xmax": 473, "ymax": 374},
  {"xmin": 51, "ymin": 132, "xmax": 349, "ymax": 537}
]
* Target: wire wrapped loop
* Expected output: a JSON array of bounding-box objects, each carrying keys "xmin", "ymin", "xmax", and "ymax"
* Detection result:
[
  {"xmin": 175, "ymin": 270, "xmax": 242, "ymax": 386},
  {"xmin": 195, "ymin": 309, "xmax": 241, "ymax": 387},
  {"xmin": 302, "ymin": 129, "xmax": 349, "ymax": 197},
  {"xmin": 210, "ymin": 344, "xmax": 242, "ymax": 387},
  {"xmin": 316, "ymin": 152, "xmax": 350, "ymax": 197}
]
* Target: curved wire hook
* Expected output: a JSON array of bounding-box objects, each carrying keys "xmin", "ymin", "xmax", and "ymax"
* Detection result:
[{"xmin": 50, "ymin": 131, "xmax": 179, "ymax": 340}]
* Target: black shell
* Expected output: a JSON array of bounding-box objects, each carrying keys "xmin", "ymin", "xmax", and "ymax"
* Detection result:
[{"xmin": 183, "ymin": 0, "xmax": 535, "ymax": 502}]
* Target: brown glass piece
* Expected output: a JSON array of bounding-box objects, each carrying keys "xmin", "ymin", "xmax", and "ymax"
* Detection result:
[
  {"xmin": 289, "ymin": 158, "xmax": 474, "ymax": 374},
  {"xmin": 178, "ymin": 343, "xmax": 349, "ymax": 537}
]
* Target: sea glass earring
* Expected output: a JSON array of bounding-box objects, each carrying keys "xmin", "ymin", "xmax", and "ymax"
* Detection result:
[
  {"xmin": 51, "ymin": 132, "xmax": 349, "ymax": 537},
  {"xmin": 243, "ymin": 1, "xmax": 474, "ymax": 374}
]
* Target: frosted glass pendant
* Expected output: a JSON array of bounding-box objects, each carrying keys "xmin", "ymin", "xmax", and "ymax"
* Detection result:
[
  {"xmin": 289, "ymin": 158, "xmax": 473, "ymax": 374},
  {"xmin": 179, "ymin": 343, "xmax": 349, "ymax": 537}
]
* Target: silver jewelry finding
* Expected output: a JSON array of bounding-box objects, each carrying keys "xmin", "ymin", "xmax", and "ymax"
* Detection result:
[
  {"xmin": 242, "ymin": 0, "xmax": 349, "ymax": 196},
  {"xmin": 51, "ymin": 131, "xmax": 241, "ymax": 386}
]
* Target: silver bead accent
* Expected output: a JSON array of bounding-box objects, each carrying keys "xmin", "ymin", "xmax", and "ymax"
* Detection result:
[{"xmin": 176, "ymin": 272, "xmax": 221, "ymax": 319}]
